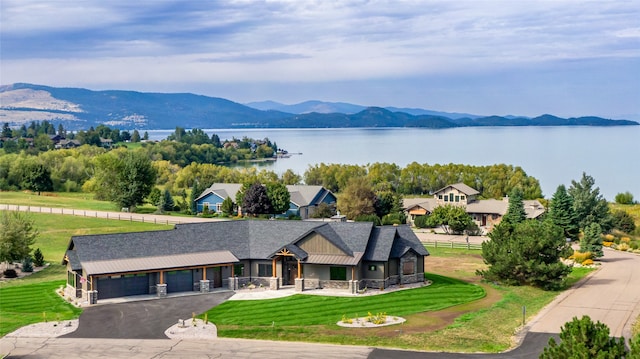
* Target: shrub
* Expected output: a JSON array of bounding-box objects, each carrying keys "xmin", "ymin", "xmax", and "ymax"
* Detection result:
[
  {"xmin": 22, "ymin": 256, "xmax": 34, "ymax": 272},
  {"xmin": 603, "ymin": 241, "xmax": 613, "ymax": 247},
  {"xmin": 617, "ymin": 243, "xmax": 630, "ymax": 252},
  {"xmin": 3, "ymin": 269, "xmax": 18, "ymax": 278},
  {"xmin": 541, "ymin": 316, "xmax": 628, "ymax": 358},
  {"xmin": 33, "ymin": 248, "xmax": 45, "ymax": 266},
  {"xmin": 621, "ymin": 237, "xmax": 631, "ymax": 243},
  {"xmin": 604, "ymin": 234, "xmax": 615, "ymax": 241},
  {"xmin": 413, "ymin": 215, "xmax": 429, "ymax": 228},
  {"xmin": 570, "ymin": 251, "xmax": 592, "ymax": 263},
  {"xmin": 631, "ymin": 242, "xmax": 639, "ymax": 250},
  {"xmin": 581, "ymin": 259, "xmax": 594, "ymax": 266}
]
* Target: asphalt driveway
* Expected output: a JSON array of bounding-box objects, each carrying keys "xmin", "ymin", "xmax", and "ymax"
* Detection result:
[{"xmin": 62, "ymin": 291, "xmax": 234, "ymax": 339}]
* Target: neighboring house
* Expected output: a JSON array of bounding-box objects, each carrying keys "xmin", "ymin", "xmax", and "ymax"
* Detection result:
[
  {"xmin": 62, "ymin": 221, "xmax": 428, "ymax": 304},
  {"xmin": 194, "ymin": 183, "xmax": 337, "ymax": 219},
  {"xmin": 56, "ymin": 139, "xmax": 81, "ymax": 149},
  {"xmin": 99, "ymin": 138, "xmax": 113, "ymax": 148},
  {"xmin": 404, "ymin": 182, "xmax": 545, "ymax": 231}
]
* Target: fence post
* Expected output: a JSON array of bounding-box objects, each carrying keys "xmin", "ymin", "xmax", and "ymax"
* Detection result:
[{"xmin": 451, "ymin": 242, "xmax": 453, "ymax": 248}]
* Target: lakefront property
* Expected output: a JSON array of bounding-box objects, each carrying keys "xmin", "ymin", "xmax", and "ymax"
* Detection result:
[{"xmin": 62, "ymin": 221, "xmax": 428, "ymax": 304}]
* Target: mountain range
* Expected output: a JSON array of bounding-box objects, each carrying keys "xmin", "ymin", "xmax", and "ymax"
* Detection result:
[{"xmin": 1, "ymin": 83, "xmax": 637, "ymax": 130}]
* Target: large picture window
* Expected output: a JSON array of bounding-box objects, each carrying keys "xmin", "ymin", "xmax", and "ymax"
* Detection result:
[
  {"xmin": 234, "ymin": 264, "xmax": 244, "ymax": 276},
  {"xmin": 258, "ymin": 263, "xmax": 272, "ymax": 277},
  {"xmin": 330, "ymin": 266, "xmax": 347, "ymax": 280}
]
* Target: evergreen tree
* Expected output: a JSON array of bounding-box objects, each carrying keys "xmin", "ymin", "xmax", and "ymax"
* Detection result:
[
  {"xmin": 611, "ymin": 210, "xmax": 636, "ymax": 234},
  {"xmin": 580, "ymin": 222, "xmax": 603, "ymax": 258},
  {"xmin": 21, "ymin": 256, "xmax": 33, "ymax": 272},
  {"xmin": 148, "ymin": 187, "xmax": 162, "ymax": 207},
  {"xmin": 189, "ymin": 180, "xmax": 201, "ymax": 214},
  {"xmin": 568, "ymin": 172, "xmax": 613, "ymax": 232},
  {"xmin": 2, "ymin": 123, "xmax": 12, "ymax": 138},
  {"xmin": 33, "ymin": 248, "xmax": 45, "ymax": 267},
  {"xmin": 161, "ymin": 189, "xmax": 175, "ymax": 212},
  {"xmin": 548, "ymin": 185, "xmax": 580, "ymax": 241},
  {"xmin": 220, "ymin": 196, "xmax": 234, "ymax": 216},
  {"xmin": 478, "ymin": 220, "xmax": 571, "ymax": 290},
  {"xmin": 540, "ymin": 316, "xmax": 628, "ymax": 359},
  {"xmin": 501, "ymin": 187, "xmax": 527, "ymax": 226},
  {"xmin": 242, "ymin": 182, "xmax": 272, "ymax": 216},
  {"xmin": 131, "ymin": 130, "xmax": 141, "ymax": 143}
]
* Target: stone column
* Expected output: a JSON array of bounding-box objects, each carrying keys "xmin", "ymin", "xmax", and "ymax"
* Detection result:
[
  {"xmin": 349, "ymin": 280, "xmax": 360, "ymax": 294},
  {"xmin": 200, "ymin": 280, "xmax": 210, "ymax": 293},
  {"xmin": 229, "ymin": 277, "xmax": 239, "ymax": 290},
  {"xmin": 87, "ymin": 290, "xmax": 98, "ymax": 305},
  {"xmin": 294, "ymin": 278, "xmax": 304, "ymax": 292},
  {"xmin": 157, "ymin": 283, "xmax": 167, "ymax": 297},
  {"xmin": 270, "ymin": 277, "xmax": 280, "ymax": 290}
]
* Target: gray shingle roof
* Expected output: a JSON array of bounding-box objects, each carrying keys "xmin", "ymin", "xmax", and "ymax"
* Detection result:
[
  {"xmin": 434, "ymin": 183, "xmax": 480, "ymax": 196},
  {"xmin": 65, "ymin": 221, "xmax": 426, "ymax": 274}
]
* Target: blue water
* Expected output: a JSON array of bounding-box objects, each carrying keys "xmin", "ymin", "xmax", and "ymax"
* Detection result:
[{"xmin": 147, "ymin": 126, "xmax": 640, "ymax": 201}]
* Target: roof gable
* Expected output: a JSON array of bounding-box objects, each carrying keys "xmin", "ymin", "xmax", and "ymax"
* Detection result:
[
  {"xmin": 297, "ymin": 231, "xmax": 349, "ymax": 256},
  {"xmin": 434, "ymin": 182, "xmax": 480, "ymax": 196}
]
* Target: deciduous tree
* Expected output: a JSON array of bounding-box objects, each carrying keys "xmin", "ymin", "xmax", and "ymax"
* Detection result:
[
  {"xmin": 242, "ymin": 182, "xmax": 272, "ymax": 216},
  {"xmin": 266, "ymin": 182, "xmax": 290, "ymax": 214},
  {"xmin": 427, "ymin": 205, "xmax": 474, "ymax": 234},
  {"xmin": 337, "ymin": 177, "xmax": 376, "ymax": 220},
  {"xmin": 614, "ymin": 191, "xmax": 635, "ymax": 205},
  {"xmin": 21, "ymin": 162, "xmax": 53, "ymax": 195},
  {"xmin": 0, "ymin": 211, "xmax": 38, "ymax": 264}
]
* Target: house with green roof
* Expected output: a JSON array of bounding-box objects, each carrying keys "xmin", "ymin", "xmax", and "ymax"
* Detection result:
[
  {"xmin": 194, "ymin": 183, "xmax": 336, "ymax": 218},
  {"xmin": 62, "ymin": 221, "xmax": 428, "ymax": 304}
]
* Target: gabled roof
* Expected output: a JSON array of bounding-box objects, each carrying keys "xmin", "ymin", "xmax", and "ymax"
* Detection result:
[
  {"xmin": 434, "ymin": 182, "xmax": 480, "ymax": 196},
  {"xmin": 287, "ymin": 185, "xmax": 334, "ymax": 207},
  {"xmin": 64, "ymin": 221, "xmax": 425, "ymax": 275},
  {"xmin": 403, "ymin": 198, "xmax": 437, "ymax": 212},
  {"xmin": 195, "ymin": 183, "xmax": 243, "ymax": 202}
]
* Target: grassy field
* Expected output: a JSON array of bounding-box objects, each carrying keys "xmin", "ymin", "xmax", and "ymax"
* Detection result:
[
  {"xmin": 16, "ymin": 212, "xmax": 173, "ymax": 265},
  {"xmin": 0, "ymin": 191, "xmax": 159, "ymax": 213}
]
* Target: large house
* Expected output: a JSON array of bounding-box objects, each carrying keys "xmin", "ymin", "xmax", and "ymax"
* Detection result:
[
  {"xmin": 62, "ymin": 221, "xmax": 428, "ymax": 305},
  {"xmin": 195, "ymin": 183, "xmax": 337, "ymax": 219},
  {"xmin": 404, "ymin": 183, "xmax": 545, "ymax": 230}
]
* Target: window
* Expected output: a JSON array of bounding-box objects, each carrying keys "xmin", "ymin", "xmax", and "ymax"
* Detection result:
[
  {"xmin": 258, "ymin": 263, "xmax": 272, "ymax": 277},
  {"xmin": 368, "ymin": 265, "xmax": 377, "ymax": 271},
  {"xmin": 449, "ymin": 193, "xmax": 454, "ymax": 202},
  {"xmin": 68, "ymin": 271, "xmax": 75, "ymax": 287},
  {"xmin": 330, "ymin": 266, "xmax": 347, "ymax": 280},
  {"xmin": 444, "ymin": 196, "xmax": 448, "ymax": 202},
  {"xmin": 455, "ymin": 195, "xmax": 459, "ymax": 202},
  {"xmin": 438, "ymin": 195, "xmax": 443, "ymax": 200},
  {"xmin": 461, "ymin": 195, "xmax": 465, "ymax": 200},
  {"xmin": 215, "ymin": 203, "xmax": 222, "ymax": 212},
  {"xmin": 403, "ymin": 261, "xmax": 415, "ymax": 275},
  {"xmin": 234, "ymin": 264, "xmax": 244, "ymax": 276}
]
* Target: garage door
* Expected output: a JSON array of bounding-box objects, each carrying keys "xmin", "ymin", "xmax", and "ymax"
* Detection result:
[
  {"xmin": 166, "ymin": 270, "xmax": 194, "ymax": 293},
  {"xmin": 97, "ymin": 274, "xmax": 149, "ymax": 299}
]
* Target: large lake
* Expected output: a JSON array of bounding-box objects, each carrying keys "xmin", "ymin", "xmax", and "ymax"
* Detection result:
[{"xmin": 147, "ymin": 126, "xmax": 640, "ymax": 201}]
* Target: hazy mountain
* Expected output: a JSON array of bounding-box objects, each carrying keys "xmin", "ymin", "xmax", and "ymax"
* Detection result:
[{"xmin": 1, "ymin": 83, "xmax": 637, "ymax": 130}]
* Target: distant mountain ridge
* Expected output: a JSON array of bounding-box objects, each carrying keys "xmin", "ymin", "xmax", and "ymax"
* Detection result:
[{"xmin": 0, "ymin": 83, "xmax": 637, "ymax": 130}]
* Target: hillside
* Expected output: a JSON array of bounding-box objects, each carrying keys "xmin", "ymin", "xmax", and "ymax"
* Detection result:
[{"xmin": 1, "ymin": 83, "xmax": 637, "ymax": 130}]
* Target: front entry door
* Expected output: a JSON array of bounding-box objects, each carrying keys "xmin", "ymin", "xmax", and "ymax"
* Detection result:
[{"xmin": 282, "ymin": 258, "xmax": 297, "ymax": 286}]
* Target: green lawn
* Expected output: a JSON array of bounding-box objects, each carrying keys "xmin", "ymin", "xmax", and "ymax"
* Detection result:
[
  {"xmin": 0, "ymin": 191, "xmax": 159, "ymax": 213},
  {"xmin": 0, "ymin": 280, "xmax": 82, "ymax": 337},
  {"xmin": 24, "ymin": 212, "xmax": 173, "ymax": 264}
]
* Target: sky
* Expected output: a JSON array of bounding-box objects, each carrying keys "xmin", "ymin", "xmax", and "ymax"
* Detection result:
[{"xmin": 1, "ymin": 0, "xmax": 639, "ymax": 119}]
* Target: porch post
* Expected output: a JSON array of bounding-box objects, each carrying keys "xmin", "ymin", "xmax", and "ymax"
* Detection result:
[
  {"xmin": 272, "ymin": 258, "xmax": 277, "ymax": 277},
  {"xmin": 157, "ymin": 271, "xmax": 167, "ymax": 297},
  {"xmin": 297, "ymin": 259, "xmax": 301, "ymax": 279},
  {"xmin": 202, "ymin": 266, "xmax": 207, "ymax": 280}
]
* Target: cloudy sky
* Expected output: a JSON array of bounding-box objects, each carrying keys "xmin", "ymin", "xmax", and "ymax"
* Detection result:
[{"xmin": 2, "ymin": 0, "xmax": 639, "ymax": 118}]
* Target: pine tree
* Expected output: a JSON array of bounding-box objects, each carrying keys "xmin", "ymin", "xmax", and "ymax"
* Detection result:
[
  {"xmin": 548, "ymin": 185, "xmax": 580, "ymax": 241},
  {"xmin": 161, "ymin": 189, "xmax": 175, "ymax": 212},
  {"xmin": 189, "ymin": 180, "xmax": 200, "ymax": 215},
  {"xmin": 568, "ymin": 172, "xmax": 613, "ymax": 232},
  {"xmin": 541, "ymin": 316, "xmax": 628, "ymax": 359},
  {"xmin": 220, "ymin": 196, "xmax": 234, "ymax": 216},
  {"xmin": 501, "ymin": 188, "xmax": 527, "ymax": 226},
  {"xmin": 580, "ymin": 222, "xmax": 603, "ymax": 258},
  {"xmin": 33, "ymin": 248, "xmax": 45, "ymax": 267},
  {"xmin": 21, "ymin": 256, "xmax": 33, "ymax": 273}
]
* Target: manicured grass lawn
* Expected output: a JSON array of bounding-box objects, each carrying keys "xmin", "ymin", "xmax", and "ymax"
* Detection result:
[
  {"xmin": 0, "ymin": 280, "xmax": 82, "ymax": 337},
  {"xmin": 207, "ymin": 273, "xmax": 485, "ymax": 327}
]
